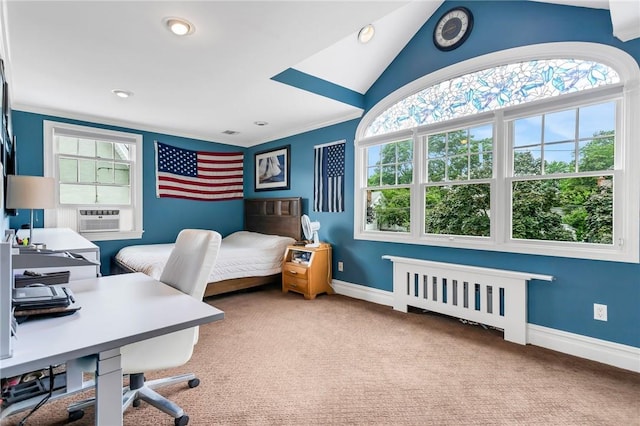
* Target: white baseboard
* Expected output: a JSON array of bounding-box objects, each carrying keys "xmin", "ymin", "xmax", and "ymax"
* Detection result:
[
  {"xmin": 331, "ymin": 280, "xmax": 640, "ymax": 373},
  {"xmin": 331, "ymin": 279, "xmax": 394, "ymax": 306},
  {"xmin": 527, "ymin": 324, "xmax": 640, "ymax": 372}
]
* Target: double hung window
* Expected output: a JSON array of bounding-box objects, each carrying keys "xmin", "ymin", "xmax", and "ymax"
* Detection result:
[
  {"xmin": 365, "ymin": 138, "xmax": 413, "ymax": 232},
  {"xmin": 508, "ymin": 102, "xmax": 616, "ymax": 245},
  {"xmin": 423, "ymin": 123, "xmax": 493, "ymax": 237},
  {"xmin": 44, "ymin": 121, "xmax": 143, "ymax": 241}
]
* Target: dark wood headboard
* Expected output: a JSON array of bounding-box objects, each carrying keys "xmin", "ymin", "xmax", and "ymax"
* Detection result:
[{"xmin": 244, "ymin": 197, "xmax": 302, "ymax": 241}]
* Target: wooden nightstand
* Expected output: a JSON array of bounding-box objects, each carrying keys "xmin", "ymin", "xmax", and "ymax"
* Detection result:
[{"xmin": 282, "ymin": 243, "xmax": 332, "ymax": 300}]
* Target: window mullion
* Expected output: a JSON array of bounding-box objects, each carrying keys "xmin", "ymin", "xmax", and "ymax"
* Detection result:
[
  {"xmin": 574, "ymin": 109, "xmax": 580, "ymax": 173},
  {"xmin": 466, "ymin": 128, "xmax": 471, "ymax": 181},
  {"xmin": 540, "ymin": 114, "xmax": 546, "ymax": 175},
  {"xmin": 411, "ymin": 130, "xmax": 422, "ymax": 237},
  {"xmin": 494, "ymin": 111, "xmax": 507, "ymax": 245}
]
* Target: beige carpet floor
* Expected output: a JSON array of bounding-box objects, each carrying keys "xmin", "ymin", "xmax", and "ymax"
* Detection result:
[{"xmin": 3, "ymin": 284, "xmax": 639, "ymax": 425}]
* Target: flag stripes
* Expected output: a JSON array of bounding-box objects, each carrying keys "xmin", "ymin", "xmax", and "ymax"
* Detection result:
[
  {"xmin": 156, "ymin": 141, "xmax": 243, "ymax": 201},
  {"xmin": 314, "ymin": 140, "xmax": 345, "ymax": 212}
]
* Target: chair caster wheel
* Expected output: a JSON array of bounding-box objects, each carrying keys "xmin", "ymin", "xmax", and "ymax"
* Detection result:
[
  {"xmin": 175, "ymin": 414, "xmax": 189, "ymax": 426},
  {"xmin": 188, "ymin": 378, "xmax": 200, "ymax": 388},
  {"xmin": 133, "ymin": 398, "xmax": 141, "ymax": 407},
  {"xmin": 68, "ymin": 410, "xmax": 84, "ymax": 423}
]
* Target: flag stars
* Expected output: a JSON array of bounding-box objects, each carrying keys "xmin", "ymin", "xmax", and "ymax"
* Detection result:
[
  {"xmin": 157, "ymin": 143, "xmax": 197, "ymax": 176},
  {"xmin": 327, "ymin": 144, "xmax": 345, "ymax": 177}
]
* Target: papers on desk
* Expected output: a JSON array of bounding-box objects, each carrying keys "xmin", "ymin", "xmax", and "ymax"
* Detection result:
[
  {"xmin": 12, "ymin": 249, "xmax": 98, "ymax": 270},
  {"xmin": 13, "ymin": 285, "xmax": 71, "ymax": 309},
  {"xmin": 12, "ymin": 285, "xmax": 80, "ymax": 323}
]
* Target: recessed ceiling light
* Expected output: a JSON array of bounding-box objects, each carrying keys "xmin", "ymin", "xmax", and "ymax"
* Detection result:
[
  {"xmin": 111, "ymin": 89, "xmax": 133, "ymax": 98},
  {"xmin": 164, "ymin": 17, "xmax": 195, "ymax": 36},
  {"xmin": 254, "ymin": 121, "xmax": 269, "ymax": 126},
  {"xmin": 358, "ymin": 24, "xmax": 375, "ymax": 44}
]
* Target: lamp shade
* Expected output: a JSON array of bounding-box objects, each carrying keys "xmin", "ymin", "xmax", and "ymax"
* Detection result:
[{"xmin": 6, "ymin": 175, "xmax": 56, "ymax": 210}]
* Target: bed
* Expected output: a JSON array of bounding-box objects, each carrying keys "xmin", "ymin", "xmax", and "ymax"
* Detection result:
[{"xmin": 112, "ymin": 197, "xmax": 302, "ymax": 297}]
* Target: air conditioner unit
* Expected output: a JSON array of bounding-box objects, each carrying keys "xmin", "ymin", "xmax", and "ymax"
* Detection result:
[{"xmin": 78, "ymin": 209, "xmax": 120, "ymax": 232}]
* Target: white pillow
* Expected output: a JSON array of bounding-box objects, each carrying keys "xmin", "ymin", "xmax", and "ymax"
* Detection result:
[{"xmin": 223, "ymin": 231, "xmax": 295, "ymax": 250}]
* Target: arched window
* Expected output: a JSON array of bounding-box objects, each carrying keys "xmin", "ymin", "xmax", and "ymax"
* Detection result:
[
  {"xmin": 365, "ymin": 59, "xmax": 619, "ymax": 138},
  {"xmin": 354, "ymin": 43, "xmax": 639, "ymax": 263}
]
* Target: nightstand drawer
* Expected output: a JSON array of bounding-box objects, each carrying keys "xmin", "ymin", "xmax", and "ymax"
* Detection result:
[
  {"xmin": 283, "ymin": 276, "xmax": 309, "ymax": 293},
  {"xmin": 282, "ymin": 263, "xmax": 309, "ymax": 279}
]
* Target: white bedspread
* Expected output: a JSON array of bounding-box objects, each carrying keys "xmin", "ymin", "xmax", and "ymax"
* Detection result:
[{"xmin": 115, "ymin": 231, "xmax": 295, "ymax": 282}]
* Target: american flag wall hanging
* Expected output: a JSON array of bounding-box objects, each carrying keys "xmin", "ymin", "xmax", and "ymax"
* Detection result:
[
  {"xmin": 155, "ymin": 141, "xmax": 244, "ymax": 201},
  {"xmin": 313, "ymin": 140, "xmax": 345, "ymax": 212}
]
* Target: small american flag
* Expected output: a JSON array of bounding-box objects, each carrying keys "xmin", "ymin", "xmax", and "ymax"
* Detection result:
[
  {"xmin": 155, "ymin": 141, "xmax": 243, "ymax": 201},
  {"xmin": 314, "ymin": 140, "xmax": 345, "ymax": 212}
]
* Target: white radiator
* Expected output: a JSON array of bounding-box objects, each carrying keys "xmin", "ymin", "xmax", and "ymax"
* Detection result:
[{"xmin": 382, "ymin": 255, "xmax": 553, "ymax": 345}]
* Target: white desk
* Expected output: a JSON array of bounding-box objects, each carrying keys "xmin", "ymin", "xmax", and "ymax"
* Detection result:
[{"xmin": 0, "ymin": 273, "xmax": 224, "ymax": 425}]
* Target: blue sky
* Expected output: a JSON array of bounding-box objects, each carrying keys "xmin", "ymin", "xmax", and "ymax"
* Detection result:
[{"xmin": 513, "ymin": 101, "xmax": 614, "ymax": 164}]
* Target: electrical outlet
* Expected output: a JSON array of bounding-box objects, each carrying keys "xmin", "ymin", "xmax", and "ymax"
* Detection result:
[
  {"xmin": 594, "ymin": 303, "xmax": 608, "ymax": 321},
  {"xmin": 337, "ymin": 261, "xmax": 344, "ymax": 272}
]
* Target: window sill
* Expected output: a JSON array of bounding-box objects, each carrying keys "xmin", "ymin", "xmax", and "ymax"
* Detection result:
[
  {"xmin": 354, "ymin": 231, "xmax": 639, "ymax": 264},
  {"xmin": 80, "ymin": 230, "xmax": 144, "ymax": 242}
]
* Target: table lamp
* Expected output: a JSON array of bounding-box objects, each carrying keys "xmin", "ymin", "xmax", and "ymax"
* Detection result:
[{"xmin": 6, "ymin": 175, "xmax": 55, "ymax": 246}]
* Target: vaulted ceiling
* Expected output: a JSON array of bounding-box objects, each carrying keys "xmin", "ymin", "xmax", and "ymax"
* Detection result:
[{"xmin": 0, "ymin": 1, "xmax": 637, "ymax": 147}]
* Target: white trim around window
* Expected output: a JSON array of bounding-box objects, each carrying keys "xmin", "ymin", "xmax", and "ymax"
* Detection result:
[
  {"xmin": 354, "ymin": 43, "xmax": 640, "ymax": 263},
  {"xmin": 43, "ymin": 121, "xmax": 144, "ymax": 241}
]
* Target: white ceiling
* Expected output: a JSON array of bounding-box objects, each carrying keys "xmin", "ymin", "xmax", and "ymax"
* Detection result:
[{"xmin": 1, "ymin": 1, "xmax": 638, "ymax": 148}]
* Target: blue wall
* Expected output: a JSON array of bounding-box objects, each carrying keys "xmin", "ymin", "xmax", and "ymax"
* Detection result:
[
  {"xmin": 245, "ymin": 1, "xmax": 640, "ymax": 348},
  {"xmin": 10, "ymin": 111, "xmax": 245, "ymax": 272}
]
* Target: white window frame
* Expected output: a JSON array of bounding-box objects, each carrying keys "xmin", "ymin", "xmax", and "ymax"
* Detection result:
[
  {"xmin": 43, "ymin": 121, "xmax": 144, "ymax": 241},
  {"xmin": 354, "ymin": 43, "xmax": 640, "ymax": 263},
  {"xmin": 363, "ymin": 136, "xmax": 414, "ymax": 233},
  {"xmin": 418, "ymin": 113, "xmax": 496, "ymax": 244}
]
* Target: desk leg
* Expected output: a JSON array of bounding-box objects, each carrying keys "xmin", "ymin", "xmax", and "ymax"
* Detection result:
[
  {"xmin": 95, "ymin": 348, "xmax": 122, "ymax": 426},
  {"xmin": 66, "ymin": 356, "xmax": 96, "ymax": 391},
  {"xmin": 66, "ymin": 359, "xmax": 85, "ymax": 392}
]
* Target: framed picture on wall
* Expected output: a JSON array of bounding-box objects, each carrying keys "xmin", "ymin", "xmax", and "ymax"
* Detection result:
[
  {"xmin": 254, "ymin": 145, "xmax": 290, "ymax": 191},
  {"xmin": 0, "ymin": 59, "xmax": 5, "ymax": 174},
  {"xmin": 4, "ymin": 135, "xmax": 16, "ymax": 216},
  {"xmin": 3, "ymin": 81, "xmax": 9, "ymax": 172},
  {"xmin": 2, "ymin": 81, "xmax": 6, "ymax": 136},
  {"xmin": 1, "ymin": 127, "xmax": 5, "ymax": 178}
]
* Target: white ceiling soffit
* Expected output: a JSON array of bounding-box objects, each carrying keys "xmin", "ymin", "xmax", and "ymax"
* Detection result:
[
  {"xmin": 609, "ymin": 0, "xmax": 640, "ymax": 41},
  {"xmin": 294, "ymin": 1, "xmax": 443, "ymax": 94},
  {"xmin": 532, "ymin": 0, "xmax": 640, "ymax": 41},
  {"xmin": 532, "ymin": 0, "xmax": 610, "ymax": 8}
]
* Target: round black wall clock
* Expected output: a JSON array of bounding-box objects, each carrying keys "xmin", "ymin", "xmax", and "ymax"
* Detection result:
[{"xmin": 433, "ymin": 7, "xmax": 474, "ymax": 51}]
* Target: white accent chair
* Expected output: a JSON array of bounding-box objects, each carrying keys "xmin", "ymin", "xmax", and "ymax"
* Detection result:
[{"xmin": 68, "ymin": 229, "xmax": 222, "ymax": 426}]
